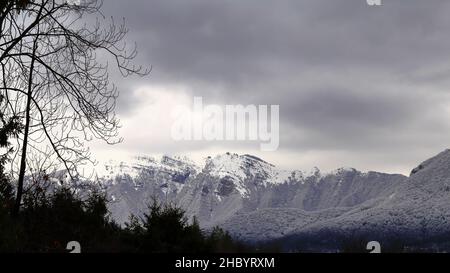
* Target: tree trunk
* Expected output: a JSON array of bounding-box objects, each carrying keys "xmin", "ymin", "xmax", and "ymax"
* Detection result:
[
  {"xmin": 12, "ymin": 88, "xmax": 31, "ymax": 216},
  {"xmin": 12, "ymin": 41, "xmax": 37, "ymax": 217}
]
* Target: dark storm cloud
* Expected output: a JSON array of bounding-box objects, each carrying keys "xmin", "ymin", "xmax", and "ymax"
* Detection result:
[
  {"xmin": 105, "ymin": 0, "xmax": 450, "ymax": 85},
  {"xmin": 94, "ymin": 0, "xmax": 450, "ymax": 173}
]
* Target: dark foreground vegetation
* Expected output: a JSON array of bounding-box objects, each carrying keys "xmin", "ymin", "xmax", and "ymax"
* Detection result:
[{"xmin": 0, "ymin": 169, "xmax": 251, "ymax": 253}]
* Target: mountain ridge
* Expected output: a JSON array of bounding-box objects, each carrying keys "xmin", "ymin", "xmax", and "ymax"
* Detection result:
[
  {"xmin": 94, "ymin": 152, "xmax": 408, "ymax": 235},
  {"xmin": 80, "ymin": 150, "xmax": 450, "ymax": 251}
]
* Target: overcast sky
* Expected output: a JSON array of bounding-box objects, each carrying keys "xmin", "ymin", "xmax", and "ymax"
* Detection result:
[{"xmin": 90, "ymin": 0, "xmax": 450, "ymax": 175}]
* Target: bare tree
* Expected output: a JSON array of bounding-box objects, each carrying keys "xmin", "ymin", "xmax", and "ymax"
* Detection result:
[{"xmin": 0, "ymin": 0, "xmax": 149, "ymax": 215}]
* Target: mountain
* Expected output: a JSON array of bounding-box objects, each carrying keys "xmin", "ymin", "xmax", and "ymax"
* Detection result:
[
  {"xmin": 97, "ymin": 155, "xmax": 200, "ymax": 224},
  {"xmin": 94, "ymin": 152, "xmax": 414, "ymax": 246},
  {"xmin": 273, "ymin": 149, "xmax": 450, "ymax": 251},
  {"xmin": 91, "ymin": 149, "xmax": 450, "ymax": 251}
]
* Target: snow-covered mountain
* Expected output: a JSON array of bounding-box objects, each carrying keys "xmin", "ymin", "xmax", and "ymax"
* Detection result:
[
  {"xmin": 265, "ymin": 149, "xmax": 450, "ymax": 251},
  {"xmin": 96, "ymin": 153, "xmax": 302, "ymax": 224},
  {"xmin": 90, "ymin": 149, "xmax": 450, "ymax": 250},
  {"xmin": 93, "ymin": 152, "xmax": 414, "ymax": 243},
  {"xmin": 62, "ymin": 149, "xmax": 450, "ymax": 252},
  {"xmin": 96, "ymin": 155, "xmax": 200, "ymax": 224}
]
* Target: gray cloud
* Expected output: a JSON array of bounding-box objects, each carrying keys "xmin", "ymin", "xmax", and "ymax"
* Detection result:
[{"xmin": 92, "ymin": 0, "xmax": 450, "ymax": 174}]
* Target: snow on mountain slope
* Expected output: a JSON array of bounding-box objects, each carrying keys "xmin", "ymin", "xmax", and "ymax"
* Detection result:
[
  {"xmin": 205, "ymin": 166, "xmax": 406, "ymax": 240},
  {"xmin": 95, "ymin": 155, "xmax": 200, "ymax": 224},
  {"xmin": 175, "ymin": 153, "xmax": 340, "ymax": 225},
  {"xmin": 211, "ymin": 207, "xmax": 351, "ymax": 242},
  {"xmin": 81, "ymin": 149, "xmax": 450, "ymax": 251},
  {"xmin": 94, "ymin": 152, "xmax": 407, "ymax": 231},
  {"xmin": 274, "ymin": 149, "xmax": 450, "ymax": 251},
  {"xmin": 97, "ymin": 155, "xmax": 200, "ymax": 182},
  {"xmin": 201, "ymin": 153, "xmax": 310, "ymax": 197}
]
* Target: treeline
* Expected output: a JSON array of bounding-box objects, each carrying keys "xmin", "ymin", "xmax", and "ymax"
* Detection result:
[{"xmin": 0, "ymin": 169, "xmax": 250, "ymax": 253}]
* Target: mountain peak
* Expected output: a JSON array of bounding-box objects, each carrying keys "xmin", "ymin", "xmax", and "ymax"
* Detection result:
[
  {"xmin": 160, "ymin": 154, "xmax": 199, "ymax": 171},
  {"xmin": 204, "ymin": 153, "xmax": 249, "ymax": 182},
  {"xmin": 410, "ymin": 149, "xmax": 450, "ymax": 177},
  {"xmin": 328, "ymin": 167, "xmax": 358, "ymax": 176}
]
